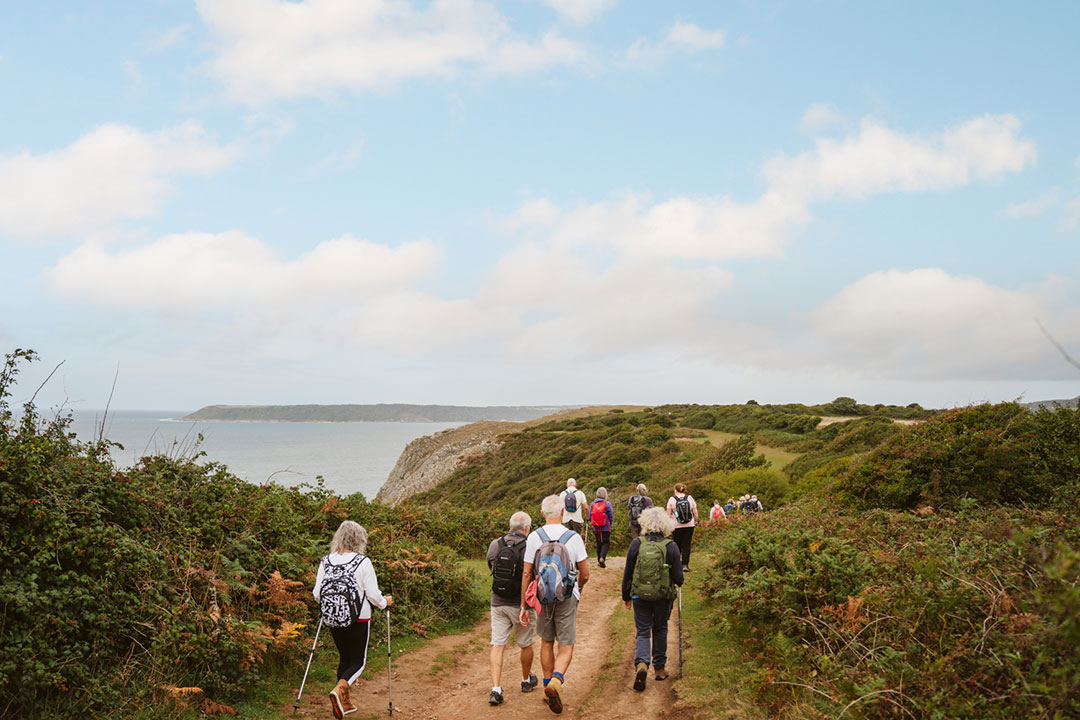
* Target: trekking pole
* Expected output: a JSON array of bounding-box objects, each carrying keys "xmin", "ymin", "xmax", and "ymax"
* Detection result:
[
  {"xmin": 294, "ymin": 618, "xmax": 323, "ymax": 714},
  {"xmin": 386, "ymin": 606, "xmax": 395, "ymax": 715},
  {"xmin": 677, "ymin": 586, "xmax": 684, "ymax": 679}
]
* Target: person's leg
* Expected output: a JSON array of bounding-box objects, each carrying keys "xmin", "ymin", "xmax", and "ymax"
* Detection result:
[
  {"xmin": 520, "ymin": 643, "xmax": 535, "ymax": 681},
  {"xmin": 632, "ymin": 599, "xmax": 654, "ymax": 691},
  {"xmin": 672, "ymin": 527, "xmax": 690, "ymax": 568},
  {"xmin": 652, "ymin": 599, "xmax": 673, "ymax": 673},
  {"xmin": 600, "ymin": 531, "xmax": 610, "ymax": 562},
  {"xmin": 630, "ymin": 523, "xmax": 641, "ymax": 540},
  {"xmin": 552, "ymin": 597, "xmax": 579, "ymax": 675},
  {"xmin": 340, "ymin": 621, "xmax": 370, "ymax": 685},
  {"xmin": 513, "ymin": 609, "xmax": 538, "ymax": 691},
  {"xmin": 540, "ymin": 640, "xmax": 556, "ymax": 679},
  {"xmin": 682, "ymin": 526, "xmax": 695, "ymax": 568},
  {"xmin": 490, "ymin": 605, "xmax": 514, "ymax": 688},
  {"xmin": 329, "ymin": 626, "xmax": 350, "ymax": 681}
]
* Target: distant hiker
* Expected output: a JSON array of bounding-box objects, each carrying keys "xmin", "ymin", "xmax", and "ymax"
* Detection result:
[
  {"xmin": 621, "ymin": 507, "xmax": 683, "ymax": 691},
  {"xmin": 739, "ymin": 494, "xmax": 754, "ymax": 513},
  {"xmin": 627, "ymin": 484, "xmax": 654, "ymax": 540},
  {"xmin": 723, "ymin": 498, "xmax": 736, "ymax": 515},
  {"xmin": 313, "ymin": 520, "xmax": 392, "ymax": 719},
  {"xmin": 519, "ymin": 494, "xmax": 590, "ymax": 714},
  {"xmin": 560, "ymin": 478, "xmax": 587, "ymax": 537},
  {"xmin": 589, "ymin": 487, "xmax": 614, "ymax": 568},
  {"xmin": 752, "ymin": 494, "xmax": 764, "ymax": 513},
  {"xmin": 486, "ymin": 511, "xmax": 540, "ymax": 706},
  {"xmin": 710, "ymin": 499, "xmax": 725, "ymax": 521},
  {"xmin": 665, "ymin": 483, "xmax": 699, "ymax": 572}
]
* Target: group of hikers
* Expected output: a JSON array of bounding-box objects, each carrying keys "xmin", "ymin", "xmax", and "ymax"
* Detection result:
[
  {"xmin": 712, "ymin": 493, "xmax": 766, "ymax": 518},
  {"xmin": 311, "ymin": 477, "xmax": 749, "ymax": 717}
]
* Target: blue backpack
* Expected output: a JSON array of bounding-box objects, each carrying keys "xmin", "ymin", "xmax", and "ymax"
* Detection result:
[{"xmin": 533, "ymin": 528, "xmax": 578, "ymax": 605}]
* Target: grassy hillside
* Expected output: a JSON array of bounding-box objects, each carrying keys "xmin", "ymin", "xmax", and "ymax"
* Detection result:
[{"xmin": 181, "ymin": 403, "xmax": 570, "ymax": 423}]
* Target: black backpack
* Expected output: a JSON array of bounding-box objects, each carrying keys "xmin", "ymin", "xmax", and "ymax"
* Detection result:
[
  {"xmin": 674, "ymin": 494, "xmax": 693, "ymax": 524},
  {"xmin": 564, "ymin": 490, "xmax": 578, "ymax": 513},
  {"xmin": 490, "ymin": 535, "xmax": 527, "ymax": 601},
  {"xmin": 628, "ymin": 494, "xmax": 647, "ymax": 525}
]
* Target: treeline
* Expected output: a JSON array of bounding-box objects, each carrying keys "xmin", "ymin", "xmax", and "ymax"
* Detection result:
[
  {"xmin": 181, "ymin": 403, "xmax": 569, "ymax": 423},
  {"xmin": 0, "ymin": 351, "xmax": 502, "ymax": 719}
]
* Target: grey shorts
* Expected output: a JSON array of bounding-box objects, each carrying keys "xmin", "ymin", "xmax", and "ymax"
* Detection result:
[
  {"xmin": 490, "ymin": 605, "xmax": 536, "ymax": 647},
  {"xmin": 537, "ymin": 596, "xmax": 579, "ymax": 645}
]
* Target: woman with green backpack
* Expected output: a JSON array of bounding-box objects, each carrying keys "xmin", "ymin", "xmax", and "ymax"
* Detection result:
[{"xmin": 621, "ymin": 507, "xmax": 683, "ymax": 692}]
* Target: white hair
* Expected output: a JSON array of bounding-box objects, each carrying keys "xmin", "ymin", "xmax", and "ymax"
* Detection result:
[
  {"xmin": 566, "ymin": 477, "xmax": 577, "ymax": 487},
  {"xmin": 595, "ymin": 487, "xmax": 608, "ymax": 500},
  {"xmin": 636, "ymin": 484, "xmax": 648, "ymax": 494},
  {"xmin": 638, "ymin": 507, "xmax": 674, "ymax": 537},
  {"xmin": 509, "ymin": 511, "xmax": 531, "ymax": 533},
  {"xmin": 330, "ymin": 520, "xmax": 368, "ymax": 554},
  {"xmin": 541, "ymin": 494, "xmax": 564, "ymax": 519}
]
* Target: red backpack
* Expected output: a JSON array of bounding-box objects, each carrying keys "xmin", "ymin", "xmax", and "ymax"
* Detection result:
[{"xmin": 590, "ymin": 499, "xmax": 608, "ymax": 528}]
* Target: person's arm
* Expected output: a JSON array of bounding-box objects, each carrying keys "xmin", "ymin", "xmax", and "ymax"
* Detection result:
[
  {"xmin": 518, "ymin": 560, "xmax": 533, "ymax": 626},
  {"xmin": 359, "ymin": 558, "xmax": 390, "ymax": 609},
  {"xmin": 666, "ymin": 497, "xmax": 675, "ymax": 517},
  {"xmin": 621, "ymin": 538, "xmax": 640, "ymax": 605},
  {"xmin": 576, "ymin": 558, "xmax": 589, "ymax": 593},
  {"xmin": 312, "ymin": 560, "xmax": 325, "ymax": 601},
  {"xmin": 667, "ymin": 542, "xmax": 685, "ymax": 586},
  {"xmin": 606, "ymin": 501, "xmax": 613, "ymax": 527},
  {"xmin": 692, "ymin": 497, "xmax": 699, "ymax": 524}
]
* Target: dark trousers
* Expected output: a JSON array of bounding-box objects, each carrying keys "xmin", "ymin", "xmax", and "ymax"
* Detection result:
[
  {"xmin": 672, "ymin": 526, "xmax": 695, "ymax": 568},
  {"xmin": 565, "ymin": 519, "xmax": 584, "ymax": 537},
  {"xmin": 632, "ymin": 597, "xmax": 673, "ymax": 669},
  {"xmin": 592, "ymin": 528, "xmax": 610, "ymax": 561},
  {"xmin": 330, "ymin": 620, "xmax": 370, "ymax": 684},
  {"xmin": 629, "ymin": 523, "xmax": 642, "ymax": 540}
]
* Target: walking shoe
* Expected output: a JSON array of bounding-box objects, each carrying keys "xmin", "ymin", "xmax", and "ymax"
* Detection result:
[
  {"xmin": 544, "ymin": 676, "xmax": 564, "ymax": 714},
  {"xmin": 654, "ymin": 668, "xmax": 669, "ymax": 681},
  {"xmin": 633, "ymin": 662, "xmax": 648, "ymax": 692},
  {"xmin": 338, "ymin": 680, "xmax": 357, "ymax": 716},
  {"xmin": 682, "ymin": 565, "xmax": 691, "ymax": 573},
  {"xmin": 598, "ymin": 558, "xmax": 606, "ymax": 568},
  {"xmin": 328, "ymin": 680, "xmax": 346, "ymax": 719},
  {"xmin": 521, "ymin": 673, "xmax": 539, "ymax": 693},
  {"xmin": 489, "ymin": 689, "xmax": 504, "ymax": 706}
]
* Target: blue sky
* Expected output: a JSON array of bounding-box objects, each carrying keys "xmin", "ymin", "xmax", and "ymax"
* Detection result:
[{"xmin": 2, "ymin": 0, "xmax": 1078, "ymax": 411}]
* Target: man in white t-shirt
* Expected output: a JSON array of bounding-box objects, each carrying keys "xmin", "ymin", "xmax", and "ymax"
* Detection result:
[
  {"xmin": 560, "ymin": 478, "xmax": 588, "ymax": 537},
  {"xmin": 519, "ymin": 494, "xmax": 589, "ymax": 714}
]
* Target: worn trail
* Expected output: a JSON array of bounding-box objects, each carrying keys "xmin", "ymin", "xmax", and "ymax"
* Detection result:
[{"xmin": 284, "ymin": 556, "xmax": 678, "ymax": 720}]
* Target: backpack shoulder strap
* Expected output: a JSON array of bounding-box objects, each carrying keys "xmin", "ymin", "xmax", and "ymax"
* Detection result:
[
  {"xmin": 557, "ymin": 530, "xmax": 575, "ymax": 545},
  {"xmin": 537, "ymin": 527, "xmax": 551, "ymax": 544}
]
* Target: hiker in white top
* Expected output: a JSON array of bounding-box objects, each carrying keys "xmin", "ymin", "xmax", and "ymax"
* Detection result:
[
  {"xmin": 313, "ymin": 520, "xmax": 392, "ymax": 718},
  {"xmin": 560, "ymin": 477, "xmax": 588, "ymax": 537},
  {"xmin": 665, "ymin": 483, "xmax": 699, "ymax": 572},
  {"xmin": 519, "ymin": 494, "xmax": 589, "ymax": 715}
]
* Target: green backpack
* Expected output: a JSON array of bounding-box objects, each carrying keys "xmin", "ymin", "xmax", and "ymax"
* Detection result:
[{"xmin": 631, "ymin": 537, "xmax": 675, "ymax": 601}]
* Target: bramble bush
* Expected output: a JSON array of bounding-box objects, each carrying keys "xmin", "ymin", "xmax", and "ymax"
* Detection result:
[{"xmin": 0, "ymin": 350, "xmax": 485, "ymax": 719}]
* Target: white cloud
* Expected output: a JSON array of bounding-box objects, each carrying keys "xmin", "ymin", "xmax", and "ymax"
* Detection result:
[
  {"xmin": 0, "ymin": 123, "xmax": 236, "ymax": 242},
  {"xmin": 799, "ymin": 102, "xmax": 843, "ymax": 134},
  {"xmin": 147, "ymin": 25, "xmax": 190, "ymax": 52},
  {"xmin": 197, "ymin": 0, "xmax": 588, "ymax": 103},
  {"xmin": 812, "ymin": 268, "xmax": 1076, "ymax": 378},
  {"xmin": 45, "ymin": 232, "xmax": 441, "ymax": 311},
  {"xmin": 625, "ymin": 20, "xmax": 726, "ymax": 66},
  {"xmin": 1063, "ymin": 194, "xmax": 1080, "ymax": 232},
  {"xmin": 766, "ymin": 114, "xmax": 1036, "ymax": 203},
  {"xmin": 540, "ymin": 0, "xmax": 616, "ymax": 25},
  {"xmin": 666, "ymin": 21, "xmax": 725, "ymax": 50},
  {"xmin": 1004, "ymin": 189, "xmax": 1062, "ymax": 219}
]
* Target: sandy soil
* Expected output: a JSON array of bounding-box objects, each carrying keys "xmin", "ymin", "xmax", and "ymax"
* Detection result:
[{"xmin": 283, "ymin": 556, "xmax": 678, "ymax": 720}]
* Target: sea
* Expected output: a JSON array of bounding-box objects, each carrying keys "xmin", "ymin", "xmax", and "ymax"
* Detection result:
[{"xmin": 67, "ymin": 410, "xmax": 464, "ymax": 500}]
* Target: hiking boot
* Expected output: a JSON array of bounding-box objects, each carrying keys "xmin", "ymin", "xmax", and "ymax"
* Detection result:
[
  {"xmin": 633, "ymin": 662, "xmax": 648, "ymax": 692},
  {"xmin": 544, "ymin": 677, "xmax": 564, "ymax": 714},
  {"xmin": 521, "ymin": 673, "xmax": 539, "ymax": 693},
  {"xmin": 655, "ymin": 668, "xmax": 669, "ymax": 681},
  {"xmin": 598, "ymin": 558, "xmax": 606, "ymax": 568},
  {"xmin": 338, "ymin": 681, "xmax": 357, "ymax": 716},
  {"xmin": 489, "ymin": 689, "xmax": 504, "ymax": 706},
  {"xmin": 328, "ymin": 680, "xmax": 347, "ymax": 719},
  {"xmin": 682, "ymin": 565, "xmax": 691, "ymax": 573}
]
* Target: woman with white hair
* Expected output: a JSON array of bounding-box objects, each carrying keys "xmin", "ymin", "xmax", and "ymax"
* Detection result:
[
  {"xmin": 313, "ymin": 520, "xmax": 392, "ymax": 718},
  {"xmin": 621, "ymin": 507, "xmax": 683, "ymax": 692}
]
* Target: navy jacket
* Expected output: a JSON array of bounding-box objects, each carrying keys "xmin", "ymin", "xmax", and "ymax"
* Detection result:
[{"xmin": 621, "ymin": 532, "xmax": 684, "ymax": 602}]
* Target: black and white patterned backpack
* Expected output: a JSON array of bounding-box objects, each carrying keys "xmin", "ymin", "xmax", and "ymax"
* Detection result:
[{"xmin": 319, "ymin": 554, "xmax": 368, "ymax": 629}]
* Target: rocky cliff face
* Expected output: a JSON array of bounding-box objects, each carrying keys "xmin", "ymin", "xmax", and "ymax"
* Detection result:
[{"xmin": 375, "ymin": 421, "xmax": 518, "ymax": 506}]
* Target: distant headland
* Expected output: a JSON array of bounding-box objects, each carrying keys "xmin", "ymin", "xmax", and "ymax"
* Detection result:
[{"xmin": 179, "ymin": 403, "xmax": 576, "ymax": 423}]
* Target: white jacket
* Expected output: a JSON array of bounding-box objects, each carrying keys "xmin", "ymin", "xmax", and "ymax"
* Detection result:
[{"xmin": 313, "ymin": 552, "xmax": 388, "ymax": 620}]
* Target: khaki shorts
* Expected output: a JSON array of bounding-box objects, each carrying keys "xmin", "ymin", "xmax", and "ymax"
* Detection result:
[
  {"xmin": 537, "ymin": 596, "xmax": 579, "ymax": 645},
  {"xmin": 490, "ymin": 605, "xmax": 536, "ymax": 647}
]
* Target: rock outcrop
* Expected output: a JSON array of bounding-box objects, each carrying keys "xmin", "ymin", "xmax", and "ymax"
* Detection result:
[{"xmin": 375, "ymin": 421, "xmax": 518, "ymax": 506}]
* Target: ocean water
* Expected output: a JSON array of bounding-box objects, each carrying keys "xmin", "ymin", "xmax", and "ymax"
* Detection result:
[{"xmin": 67, "ymin": 411, "xmax": 463, "ymax": 499}]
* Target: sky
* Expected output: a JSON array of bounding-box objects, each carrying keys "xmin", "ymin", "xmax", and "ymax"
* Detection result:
[{"xmin": 2, "ymin": 0, "xmax": 1079, "ymax": 412}]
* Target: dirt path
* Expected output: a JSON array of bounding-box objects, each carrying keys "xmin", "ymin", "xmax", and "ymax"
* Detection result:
[{"xmin": 284, "ymin": 556, "xmax": 678, "ymax": 720}]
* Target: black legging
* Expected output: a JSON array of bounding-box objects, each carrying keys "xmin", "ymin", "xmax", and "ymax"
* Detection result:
[
  {"xmin": 672, "ymin": 526, "xmax": 695, "ymax": 568},
  {"xmin": 330, "ymin": 619, "xmax": 371, "ymax": 684},
  {"xmin": 592, "ymin": 527, "xmax": 610, "ymax": 561}
]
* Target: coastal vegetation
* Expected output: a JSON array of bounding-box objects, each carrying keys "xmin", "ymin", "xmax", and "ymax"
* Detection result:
[{"xmin": 4, "ymin": 346, "xmax": 1077, "ymax": 719}]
